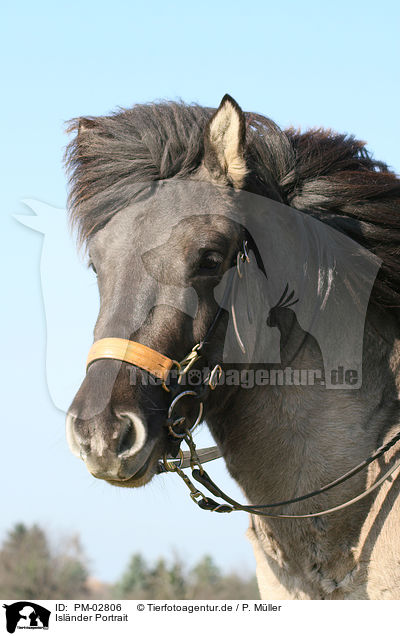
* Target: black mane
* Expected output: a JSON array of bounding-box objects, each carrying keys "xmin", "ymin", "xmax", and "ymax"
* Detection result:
[{"xmin": 65, "ymin": 100, "xmax": 400, "ymax": 308}]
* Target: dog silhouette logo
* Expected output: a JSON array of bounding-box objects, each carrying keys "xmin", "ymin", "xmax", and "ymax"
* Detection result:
[{"xmin": 2, "ymin": 602, "xmax": 50, "ymax": 633}]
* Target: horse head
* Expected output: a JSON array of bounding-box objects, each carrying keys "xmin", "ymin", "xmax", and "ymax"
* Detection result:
[{"xmin": 66, "ymin": 96, "xmax": 248, "ymax": 486}]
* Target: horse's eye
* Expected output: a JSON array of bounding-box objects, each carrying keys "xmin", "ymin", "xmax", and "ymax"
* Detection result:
[
  {"xmin": 89, "ymin": 261, "xmax": 97, "ymax": 275},
  {"xmin": 197, "ymin": 251, "xmax": 223, "ymax": 274}
]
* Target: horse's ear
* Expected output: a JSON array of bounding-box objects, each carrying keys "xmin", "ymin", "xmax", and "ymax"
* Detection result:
[{"xmin": 203, "ymin": 94, "xmax": 247, "ymax": 188}]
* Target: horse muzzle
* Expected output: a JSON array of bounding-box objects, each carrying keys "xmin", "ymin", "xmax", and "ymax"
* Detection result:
[{"xmin": 66, "ymin": 408, "xmax": 157, "ymax": 481}]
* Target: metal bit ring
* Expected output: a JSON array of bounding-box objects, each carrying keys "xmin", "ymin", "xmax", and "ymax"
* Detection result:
[{"xmin": 167, "ymin": 390, "xmax": 204, "ymax": 435}]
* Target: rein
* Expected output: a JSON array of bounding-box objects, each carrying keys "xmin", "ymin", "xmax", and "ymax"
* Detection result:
[{"xmin": 85, "ymin": 242, "xmax": 400, "ymax": 519}]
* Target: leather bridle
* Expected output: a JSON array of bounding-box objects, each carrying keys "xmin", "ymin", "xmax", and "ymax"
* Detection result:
[{"xmin": 85, "ymin": 241, "xmax": 400, "ymax": 518}]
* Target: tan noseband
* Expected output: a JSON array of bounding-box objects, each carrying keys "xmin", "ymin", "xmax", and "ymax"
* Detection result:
[{"xmin": 86, "ymin": 337, "xmax": 175, "ymax": 381}]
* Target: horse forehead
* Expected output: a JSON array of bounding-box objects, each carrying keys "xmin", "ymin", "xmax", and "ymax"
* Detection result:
[
  {"xmin": 90, "ymin": 206, "xmax": 165, "ymax": 251},
  {"xmin": 90, "ymin": 200, "xmax": 236, "ymax": 260}
]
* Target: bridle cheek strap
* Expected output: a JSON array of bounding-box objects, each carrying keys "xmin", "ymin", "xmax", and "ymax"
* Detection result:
[{"xmin": 86, "ymin": 337, "xmax": 175, "ymax": 381}]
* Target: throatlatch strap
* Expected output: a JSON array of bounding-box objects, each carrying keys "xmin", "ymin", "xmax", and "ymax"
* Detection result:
[{"xmin": 86, "ymin": 337, "xmax": 174, "ymax": 381}]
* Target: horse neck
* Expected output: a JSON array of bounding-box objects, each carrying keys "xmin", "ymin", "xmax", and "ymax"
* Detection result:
[
  {"xmin": 206, "ymin": 304, "xmax": 400, "ymax": 559},
  {"xmin": 209, "ymin": 378, "xmax": 379, "ymax": 511}
]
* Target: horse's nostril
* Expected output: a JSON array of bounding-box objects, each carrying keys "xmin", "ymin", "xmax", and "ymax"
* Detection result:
[
  {"xmin": 115, "ymin": 412, "xmax": 147, "ymax": 458},
  {"xmin": 117, "ymin": 418, "xmax": 136, "ymax": 455},
  {"xmin": 66, "ymin": 408, "xmax": 147, "ymax": 470}
]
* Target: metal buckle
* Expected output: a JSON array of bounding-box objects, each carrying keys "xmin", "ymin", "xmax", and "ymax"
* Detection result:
[
  {"xmin": 190, "ymin": 490, "xmax": 205, "ymax": 503},
  {"xmin": 206, "ymin": 364, "xmax": 223, "ymax": 390},
  {"xmin": 177, "ymin": 344, "xmax": 201, "ymax": 384},
  {"xmin": 162, "ymin": 359, "xmax": 181, "ymax": 393},
  {"xmin": 162, "ymin": 449, "xmax": 184, "ymax": 472},
  {"xmin": 236, "ymin": 240, "xmax": 250, "ymax": 278},
  {"xmin": 242, "ymin": 240, "xmax": 250, "ymax": 262}
]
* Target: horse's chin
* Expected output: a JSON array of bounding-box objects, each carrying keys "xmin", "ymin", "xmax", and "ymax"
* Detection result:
[
  {"xmin": 102, "ymin": 451, "xmax": 160, "ymax": 489},
  {"xmin": 105, "ymin": 467, "xmax": 156, "ymax": 488}
]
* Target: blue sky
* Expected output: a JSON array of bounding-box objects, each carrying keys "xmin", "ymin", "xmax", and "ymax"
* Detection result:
[{"xmin": 2, "ymin": 0, "xmax": 400, "ymax": 582}]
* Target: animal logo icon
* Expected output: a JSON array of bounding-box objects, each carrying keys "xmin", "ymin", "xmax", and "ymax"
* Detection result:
[
  {"xmin": 266, "ymin": 283, "xmax": 324, "ymax": 371},
  {"xmin": 2, "ymin": 602, "xmax": 50, "ymax": 633}
]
